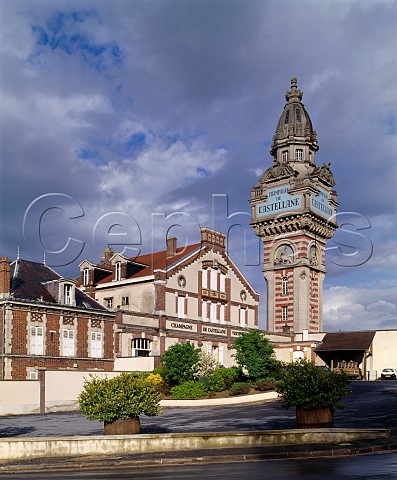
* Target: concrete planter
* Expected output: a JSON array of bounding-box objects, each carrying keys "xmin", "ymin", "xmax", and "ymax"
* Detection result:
[
  {"xmin": 296, "ymin": 406, "xmax": 334, "ymax": 429},
  {"xmin": 104, "ymin": 417, "xmax": 141, "ymax": 435}
]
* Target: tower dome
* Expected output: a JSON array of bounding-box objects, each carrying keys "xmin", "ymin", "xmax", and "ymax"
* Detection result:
[{"xmin": 270, "ymin": 77, "xmax": 318, "ymax": 165}]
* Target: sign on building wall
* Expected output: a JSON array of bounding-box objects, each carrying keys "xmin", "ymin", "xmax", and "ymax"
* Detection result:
[
  {"xmin": 310, "ymin": 188, "xmax": 334, "ymax": 219},
  {"xmin": 256, "ymin": 186, "xmax": 301, "ymax": 217},
  {"xmin": 202, "ymin": 326, "xmax": 227, "ymax": 336},
  {"xmin": 166, "ymin": 320, "xmax": 198, "ymax": 333}
]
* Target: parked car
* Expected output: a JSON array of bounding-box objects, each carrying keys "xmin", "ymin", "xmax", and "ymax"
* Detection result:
[{"xmin": 380, "ymin": 368, "xmax": 397, "ymax": 380}]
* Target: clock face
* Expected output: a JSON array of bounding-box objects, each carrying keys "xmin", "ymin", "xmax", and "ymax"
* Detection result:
[{"xmin": 275, "ymin": 244, "xmax": 294, "ymax": 265}]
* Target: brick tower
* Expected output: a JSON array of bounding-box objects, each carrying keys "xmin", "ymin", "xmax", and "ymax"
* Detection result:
[{"xmin": 250, "ymin": 77, "xmax": 338, "ymax": 333}]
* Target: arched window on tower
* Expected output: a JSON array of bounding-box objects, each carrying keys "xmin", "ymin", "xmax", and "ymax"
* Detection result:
[
  {"xmin": 284, "ymin": 110, "xmax": 290, "ymax": 124},
  {"xmin": 282, "ymin": 150, "xmax": 288, "ymax": 163},
  {"xmin": 296, "ymin": 149, "xmax": 303, "ymax": 161},
  {"xmin": 296, "ymin": 108, "xmax": 301, "ymax": 122}
]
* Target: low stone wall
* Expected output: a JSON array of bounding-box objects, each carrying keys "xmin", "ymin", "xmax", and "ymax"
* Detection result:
[{"xmin": 0, "ymin": 429, "xmax": 390, "ymax": 461}]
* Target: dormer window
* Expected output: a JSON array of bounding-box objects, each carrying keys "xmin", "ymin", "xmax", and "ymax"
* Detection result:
[
  {"xmin": 282, "ymin": 150, "xmax": 288, "ymax": 163},
  {"xmin": 58, "ymin": 279, "xmax": 76, "ymax": 306},
  {"xmin": 83, "ymin": 268, "xmax": 89, "ymax": 286},
  {"xmin": 63, "ymin": 284, "xmax": 72, "ymax": 305},
  {"xmin": 115, "ymin": 262, "xmax": 121, "ymax": 281},
  {"xmin": 295, "ymin": 108, "xmax": 301, "ymax": 122},
  {"xmin": 284, "ymin": 110, "xmax": 290, "ymax": 124}
]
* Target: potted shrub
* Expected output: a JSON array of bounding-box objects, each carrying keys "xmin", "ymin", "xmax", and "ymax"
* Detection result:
[
  {"xmin": 78, "ymin": 372, "xmax": 162, "ymax": 434},
  {"xmin": 275, "ymin": 359, "xmax": 349, "ymax": 428}
]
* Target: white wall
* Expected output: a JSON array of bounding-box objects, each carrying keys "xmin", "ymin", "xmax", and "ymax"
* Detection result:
[
  {"xmin": 370, "ymin": 330, "xmax": 397, "ymax": 377},
  {"xmin": 0, "ymin": 381, "xmax": 41, "ymax": 415}
]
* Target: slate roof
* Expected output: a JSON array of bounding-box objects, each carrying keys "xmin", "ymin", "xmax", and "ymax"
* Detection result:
[
  {"xmin": 86, "ymin": 243, "xmax": 202, "ymax": 285},
  {"xmin": 9, "ymin": 259, "xmax": 107, "ymax": 311},
  {"xmin": 315, "ymin": 331, "xmax": 375, "ymax": 352}
]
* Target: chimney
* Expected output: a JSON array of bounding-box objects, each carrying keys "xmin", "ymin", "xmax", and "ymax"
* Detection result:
[
  {"xmin": 100, "ymin": 247, "xmax": 114, "ymax": 266},
  {"xmin": 0, "ymin": 256, "xmax": 11, "ymax": 297},
  {"xmin": 166, "ymin": 237, "xmax": 177, "ymax": 257}
]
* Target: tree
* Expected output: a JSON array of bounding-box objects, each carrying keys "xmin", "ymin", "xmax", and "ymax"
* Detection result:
[
  {"xmin": 193, "ymin": 351, "xmax": 220, "ymax": 378},
  {"xmin": 232, "ymin": 329, "xmax": 278, "ymax": 381},
  {"xmin": 160, "ymin": 341, "xmax": 201, "ymax": 386}
]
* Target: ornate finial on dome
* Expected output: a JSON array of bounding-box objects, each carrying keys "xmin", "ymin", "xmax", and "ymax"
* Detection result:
[{"xmin": 286, "ymin": 76, "xmax": 303, "ymax": 103}]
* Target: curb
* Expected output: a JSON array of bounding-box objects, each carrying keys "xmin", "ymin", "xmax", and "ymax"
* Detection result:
[
  {"xmin": 1, "ymin": 443, "xmax": 397, "ymax": 472},
  {"xmin": 0, "ymin": 429, "xmax": 391, "ymax": 464},
  {"xmin": 160, "ymin": 391, "xmax": 278, "ymax": 407}
]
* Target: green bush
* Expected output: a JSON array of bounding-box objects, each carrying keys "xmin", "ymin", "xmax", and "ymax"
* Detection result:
[
  {"xmin": 275, "ymin": 359, "xmax": 350, "ymax": 410},
  {"xmin": 198, "ymin": 375, "xmax": 210, "ymax": 390},
  {"xmin": 171, "ymin": 381, "xmax": 208, "ymax": 399},
  {"xmin": 232, "ymin": 329, "xmax": 279, "ymax": 382},
  {"xmin": 208, "ymin": 370, "xmax": 227, "ymax": 392},
  {"xmin": 255, "ymin": 379, "xmax": 276, "ymax": 391},
  {"xmin": 160, "ymin": 342, "xmax": 201, "ymax": 386},
  {"xmin": 208, "ymin": 367, "xmax": 239, "ymax": 392},
  {"xmin": 229, "ymin": 382, "xmax": 251, "ymax": 396},
  {"xmin": 78, "ymin": 373, "xmax": 162, "ymax": 424},
  {"xmin": 218, "ymin": 367, "xmax": 239, "ymax": 388}
]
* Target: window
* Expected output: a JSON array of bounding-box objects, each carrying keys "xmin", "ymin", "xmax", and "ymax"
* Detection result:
[
  {"xmin": 219, "ymin": 273, "xmax": 226, "ymax": 293},
  {"xmin": 202, "ymin": 270, "xmax": 208, "ymax": 289},
  {"xmin": 62, "ymin": 329, "xmax": 75, "ymax": 357},
  {"xmin": 282, "ymin": 306, "xmax": 288, "ymax": 322},
  {"xmin": 177, "ymin": 295, "xmax": 185, "ymax": 319},
  {"xmin": 83, "ymin": 268, "xmax": 89, "ymax": 286},
  {"xmin": 239, "ymin": 308, "xmax": 246, "ymax": 327},
  {"xmin": 122, "ymin": 296, "xmax": 129, "ymax": 306},
  {"xmin": 210, "ymin": 302, "xmax": 217, "ymax": 323},
  {"xmin": 296, "ymin": 108, "xmax": 301, "ymax": 122},
  {"xmin": 29, "ymin": 371, "xmax": 38, "ymax": 380},
  {"xmin": 30, "ymin": 326, "xmax": 44, "ymax": 355},
  {"xmin": 220, "ymin": 304, "xmax": 225, "ymax": 324},
  {"xmin": 218, "ymin": 346, "xmax": 224, "ymax": 365},
  {"xmin": 90, "ymin": 332, "xmax": 102, "ymax": 358},
  {"xmin": 282, "ymin": 277, "xmax": 288, "ymax": 296},
  {"xmin": 132, "ymin": 338, "xmax": 152, "ymax": 357},
  {"xmin": 63, "ymin": 284, "xmax": 72, "ymax": 305},
  {"xmin": 202, "ymin": 300, "xmax": 207, "ymax": 320},
  {"xmin": 282, "ymin": 150, "xmax": 288, "ymax": 163},
  {"xmin": 105, "ymin": 298, "xmax": 113, "ymax": 309},
  {"xmin": 296, "ymin": 149, "xmax": 303, "ymax": 161},
  {"xmin": 284, "ymin": 110, "xmax": 290, "ymax": 124},
  {"xmin": 115, "ymin": 262, "xmax": 121, "ymax": 281},
  {"xmin": 210, "ymin": 269, "xmax": 217, "ymax": 291}
]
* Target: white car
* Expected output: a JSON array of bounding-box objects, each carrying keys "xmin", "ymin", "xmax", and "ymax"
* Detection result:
[{"xmin": 380, "ymin": 368, "xmax": 397, "ymax": 380}]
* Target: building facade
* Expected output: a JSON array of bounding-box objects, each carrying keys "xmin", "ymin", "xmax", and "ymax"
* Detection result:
[
  {"xmin": 250, "ymin": 77, "xmax": 338, "ymax": 333},
  {"xmin": 78, "ymin": 228, "xmax": 259, "ymax": 367},
  {"xmin": 0, "ymin": 256, "xmax": 116, "ymax": 380}
]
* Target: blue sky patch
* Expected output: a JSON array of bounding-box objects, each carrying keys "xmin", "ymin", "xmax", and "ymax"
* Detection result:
[
  {"xmin": 78, "ymin": 148, "xmax": 107, "ymax": 166},
  {"xmin": 125, "ymin": 132, "xmax": 146, "ymax": 155},
  {"xmin": 31, "ymin": 11, "xmax": 123, "ymax": 71},
  {"xmin": 196, "ymin": 166, "xmax": 211, "ymax": 177}
]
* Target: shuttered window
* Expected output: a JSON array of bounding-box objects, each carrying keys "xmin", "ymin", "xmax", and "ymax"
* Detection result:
[
  {"xmin": 62, "ymin": 329, "xmax": 75, "ymax": 357},
  {"xmin": 219, "ymin": 273, "xmax": 226, "ymax": 293},
  {"xmin": 30, "ymin": 326, "xmax": 44, "ymax": 355},
  {"xmin": 90, "ymin": 332, "xmax": 102, "ymax": 358}
]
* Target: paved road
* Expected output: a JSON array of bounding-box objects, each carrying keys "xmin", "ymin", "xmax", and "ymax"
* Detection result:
[
  {"xmin": 1, "ymin": 453, "xmax": 397, "ymax": 479},
  {"xmin": 0, "ymin": 381, "xmax": 396, "ymax": 438}
]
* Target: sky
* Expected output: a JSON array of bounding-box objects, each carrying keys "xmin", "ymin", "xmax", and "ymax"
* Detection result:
[{"xmin": 1, "ymin": 0, "xmax": 396, "ymax": 332}]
